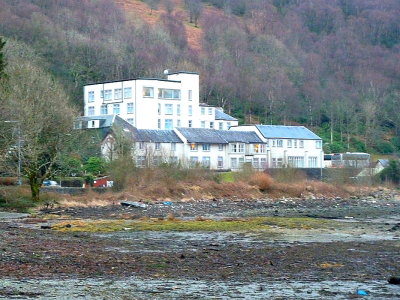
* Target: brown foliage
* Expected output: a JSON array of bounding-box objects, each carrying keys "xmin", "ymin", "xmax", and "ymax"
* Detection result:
[{"xmin": 248, "ymin": 172, "xmax": 274, "ymax": 191}]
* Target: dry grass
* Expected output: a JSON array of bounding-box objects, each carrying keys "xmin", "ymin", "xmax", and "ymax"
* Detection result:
[{"xmin": 248, "ymin": 172, "xmax": 274, "ymax": 191}]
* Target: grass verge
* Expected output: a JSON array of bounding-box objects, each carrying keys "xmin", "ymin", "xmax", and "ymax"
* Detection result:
[{"xmin": 52, "ymin": 216, "xmax": 336, "ymax": 233}]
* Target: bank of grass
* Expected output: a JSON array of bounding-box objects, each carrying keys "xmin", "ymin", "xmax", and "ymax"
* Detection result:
[
  {"xmin": 52, "ymin": 216, "xmax": 336, "ymax": 233},
  {"xmin": 0, "ymin": 186, "xmax": 61, "ymax": 212},
  {"xmin": 59, "ymin": 166, "xmax": 358, "ymax": 207}
]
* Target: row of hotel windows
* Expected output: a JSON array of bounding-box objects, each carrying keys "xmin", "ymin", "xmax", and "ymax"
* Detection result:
[
  {"xmin": 87, "ymin": 103, "xmax": 134, "ymax": 116},
  {"xmin": 269, "ymin": 139, "xmax": 322, "ymax": 149},
  {"xmin": 200, "ymin": 107, "xmax": 213, "ymax": 115},
  {"xmin": 156, "ymin": 119, "xmax": 229, "ymax": 129},
  {"xmin": 88, "ymin": 88, "xmax": 192, "ymax": 102},
  {"xmin": 271, "ymin": 156, "xmax": 318, "ymax": 168}
]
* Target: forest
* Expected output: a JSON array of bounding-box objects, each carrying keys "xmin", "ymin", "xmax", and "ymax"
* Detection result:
[{"xmin": 0, "ymin": 0, "xmax": 399, "ymax": 155}]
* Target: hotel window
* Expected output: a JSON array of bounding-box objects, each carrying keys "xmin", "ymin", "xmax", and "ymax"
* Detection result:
[
  {"xmin": 202, "ymin": 144, "xmax": 210, "ymax": 151},
  {"xmin": 165, "ymin": 104, "xmax": 173, "ymax": 115},
  {"xmin": 104, "ymin": 90, "xmax": 112, "ymax": 101},
  {"xmin": 143, "ymin": 87, "xmax": 154, "ymax": 98},
  {"xmin": 190, "ymin": 143, "xmax": 198, "ymax": 151},
  {"xmin": 201, "ymin": 107, "xmax": 205, "ymax": 115},
  {"xmin": 190, "ymin": 156, "xmax": 199, "ymax": 167},
  {"xmin": 127, "ymin": 118, "xmax": 134, "ymax": 124},
  {"xmin": 113, "ymin": 104, "xmax": 120, "ymax": 115},
  {"xmin": 231, "ymin": 157, "xmax": 238, "ymax": 169},
  {"xmin": 287, "ymin": 140, "xmax": 292, "ymax": 148},
  {"xmin": 202, "ymin": 156, "xmax": 211, "ymax": 168},
  {"xmin": 124, "ymin": 87, "xmax": 132, "ymax": 99},
  {"xmin": 208, "ymin": 107, "xmax": 213, "ymax": 115},
  {"xmin": 299, "ymin": 140, "xmax": 304, "ymax": 148},
  {"xmin": 201, "ymin": 121, "xmax": 206, "ymax": 128},
  {"xmin": 88, "ymin": 91, "xmax": 94, "ymax": 102},
  {"xmin": 100, "ymin": 90, "xmax": 104, "ymax": 98},
  {"xmin": 253, "ymin": 144, "xmax": 260, "ymax": 153},
  {"xmin": 230, "ymin": 143, "xmax": 244, "ymax": 153},
  {"xmin": 294, "ymin": 140, "xmax": 297, "ymax": 148},
  {"xmin": 114, "ymin": 88, "xmax": 122, "ymax": 100},
  {"xmin": 219, "ymin": 122, "xmax": 223, "ymax": 130},
  {"xmin": 252, "ymin": 158, "xmax": 260, "ymax": 169},
  {"xmin": 217, "ymin": 156, "xmax": 224, "ymax": 169},
  {"xmin": 100, "ymin": 105, "xmax": 108, "ymax": 115},
  {"xmin": 188, "ymin": 120, "xmax": 192, "ymax": 127},
  {"xmin": 277, "ymin": 140, "xmax": 283, "ymax": 147},
  {"xmin": 316, "ymin": 140, "xmax": 322, "ymax": 149},
  {"xmin": 157, "ymin": 119, "xmax": 161, "ymax": 129},
  {"xmin": 260, "ymin": 144, "xmax": 265, "ymax": 153},
  {"xmin": 137, "ymin": 156, "xmax": 146, "ymax": 167},
  {"xmin": 218, "ymin": 144, "xmax": 224, "ymax": 151},
  {"xmin": 227, "ymin": 122, "xmax": 231, "ymax": 129},
  {"xmin": 177, "ymin": 104, "xmax": 181, "ymax": 116},
  {"xmin": 272, "ymin": 140, "xmax": 276, "ymax": 147},
  {"xmin": 274, "ymin": 158, "xmax": 283, "ymax": 168},
  {"xmin": 210, "ymin": 121, "xmax": 214, "ymax": 129},
  {"xmin": 230, "ymin": 143, "xmax": 237, "ymax": 153},
  {"xmin": 139, "ymin": 142, "xmax": 144, "ymax": 150},
  {"xmin": 155, "ymin": 143, "xmax": 161, "ymax": 150},
  {"xmin": 308, "ymin": 156, "xmax": 318, "ymax": 168},
  {"xmin": 165, "ymin": 119, "xmax": 173, "ymax": 130},
  {"xmin": 188, "ymin": 90, "xmax": 192, "ymax": 101},
  {"xmin": 158, "ymin": 88, "xmax": 180, "ymax": 100},
  {"xmin": 177, "ymin": 119, "xmax": 181, "ymax": 127},
  {"xmin": 238, "ymin": 143, "xmax": 244, "ymax": 153},
  {"xmin": 288, "ymin": 156, "xmax": 305, "ymax": 168},
  {"xmin": 88, "ymin": 106, "xmax": 95, "ymax": 116},
  {"xmin": 239, "ymin": 157, "xmax": 244, "ymax": 167},
  {"xmin": 171, "ymin": 143, "xmax": 176, "ymax": 151},
  {"xmin": 158, "ymin": 103, "xmax": 161, "ymax": 115},
  {"xmin": 127, "ymin": 103, "xmax": 134, "ymax": 114},
  {"xmin": 261, "ymin": 158, "xmax": 267, "ymax": 168},
  {"xmin": 188, "ymin": 105, "xmax": 193, "ymax": 116}
]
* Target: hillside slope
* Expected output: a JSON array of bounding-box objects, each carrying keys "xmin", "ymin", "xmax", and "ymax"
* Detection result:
[{"xmin": 0, "ymin": 0, "xmax": 399, "ymax": 154}]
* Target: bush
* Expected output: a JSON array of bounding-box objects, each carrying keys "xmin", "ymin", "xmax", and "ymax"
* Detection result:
[
  {"xmin": 0, "ymin": 187, "xmax": 62, "ymax": 212},
  {"xmin": 0, "ymin": 177, "xmax": 18, "ymax": 186},
  {"xmin": 376, "ymin": 141, "xmax": 395, "ymax": 154},
  {"xmin": 84, "ymin": 156, "xmax": 106, "ymax": 175},
  {"xmin": 249, "ymin": 172, "xmax": 273, "ymax": 191},
  {"xmin": 379, "ymin": 160, "xmax": 400, "ymax": 184}
]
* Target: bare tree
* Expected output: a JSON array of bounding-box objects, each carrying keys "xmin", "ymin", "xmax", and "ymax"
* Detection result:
[
  {"xmin": 0, "ymin": 41, "xmax": 77, "ymax": 201},
  {"xmin": 185, "ymin": 0, "xmax": 203, "ymax": 27}
]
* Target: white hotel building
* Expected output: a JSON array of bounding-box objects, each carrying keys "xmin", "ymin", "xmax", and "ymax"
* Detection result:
[
  {"xmin": 80, "ymin": 71, "xmax": 324, "ymax": 170},
  {"xmin": 83, "ymin": 72, "xmax": 238, "ymax": 131}
]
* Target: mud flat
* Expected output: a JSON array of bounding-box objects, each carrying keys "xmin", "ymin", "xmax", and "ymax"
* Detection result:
[{"xmin": 0, "ymin": 195, "xmax": 399, "ymax": 299}]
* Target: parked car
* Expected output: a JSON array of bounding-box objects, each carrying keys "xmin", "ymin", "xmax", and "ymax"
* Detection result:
[{"xmin": 42, "ymin": 180, "xmax": 59, "ymax": 187}]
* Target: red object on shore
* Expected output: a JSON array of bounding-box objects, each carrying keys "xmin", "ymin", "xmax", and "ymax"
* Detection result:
[{"xmin": 92, "ymin": 176, "xmax": 109, "ymax": 188}]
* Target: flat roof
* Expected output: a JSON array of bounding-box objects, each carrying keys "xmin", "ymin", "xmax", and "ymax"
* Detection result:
[{"xmin": 85, "ymin": 77, "xmax": 181, "ymax": 86}]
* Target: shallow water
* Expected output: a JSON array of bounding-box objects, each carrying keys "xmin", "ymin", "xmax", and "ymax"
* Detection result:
[{"xmin": 1, "ymin": 277, "xmax": 399, "ymax": 299}]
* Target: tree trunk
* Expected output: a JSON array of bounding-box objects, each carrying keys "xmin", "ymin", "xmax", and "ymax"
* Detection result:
[{"xmin": 29, "ymin": 175, "xmax": 41, "ymax": 201}]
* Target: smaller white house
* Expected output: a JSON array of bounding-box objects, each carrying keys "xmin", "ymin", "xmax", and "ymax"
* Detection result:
[{"xmin": 230, "ymin": 125, "xmax": 324, "ymax": 168}]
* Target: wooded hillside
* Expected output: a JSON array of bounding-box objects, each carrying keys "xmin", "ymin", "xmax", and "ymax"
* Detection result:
[{"xmin": 0, "ymin": 0, "xmax": 399, "ymax": 154}]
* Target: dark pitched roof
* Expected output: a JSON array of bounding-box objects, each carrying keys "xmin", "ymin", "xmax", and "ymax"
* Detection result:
[
  {"xmin": 215, "ymin": 109, "xmax": 237, "ymax": 121},
  {"xmin": 218, "ymin": 130, "xmax": 262, "ymax": 143},
  {"xmin": 176, "ymin": 128, "xmax": 262, "ymax": 144},
  {"xmin": 135, "ymin": 129, "xmax": 182, "ymax": 143},
  {"xmin": 255, "ymin": 125, "xmax": 321, "ymax": 140},
  {"xmin": 176, "ymin": 128, "xmax": 227, "ymax": 144}
]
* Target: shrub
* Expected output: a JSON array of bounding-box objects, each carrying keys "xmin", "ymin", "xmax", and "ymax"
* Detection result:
[
  {"xmin": 379, "ymin": 160, "xmax": 400, "ymax": 184},
  {"xmin": 0, "ymin": 177, "xmax": 18, "ymax": 186},
  {"xmin": 0, "ymin": 187, "xmax": 60, "ymax": 211},
  {"xmin": 249, "ymin": 172, "xmax": 273, "ymax": 191},
  {"xmin": 376, "ymin": 141, "xmax": 395, "ymax": 154}
]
